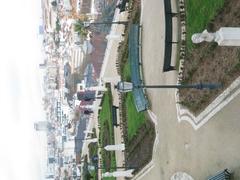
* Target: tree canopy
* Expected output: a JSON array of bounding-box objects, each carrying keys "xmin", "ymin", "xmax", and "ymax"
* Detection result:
[{"xmin": 74, "ymin": 20, "xmax": 88, "ymax": 37}]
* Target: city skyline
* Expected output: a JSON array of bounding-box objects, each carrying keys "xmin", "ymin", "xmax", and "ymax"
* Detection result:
[{"xmin": 0, "ymin": 0, "xmax": 47, "ymax": 179}]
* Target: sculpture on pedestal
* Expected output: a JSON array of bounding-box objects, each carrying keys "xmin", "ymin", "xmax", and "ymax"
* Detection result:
[
  {"xmin": 102, "ymin": 169, "xmax": 135, "ymax": 177},
  {"xmin": 104, "ymin": 144, "xmax": 125, "ymax": 151}
]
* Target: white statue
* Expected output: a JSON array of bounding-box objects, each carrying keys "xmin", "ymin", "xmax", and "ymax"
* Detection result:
[
  {"xmin": 192, "ymin": 28, "xmax": 240, "ymax": 46},
  {"xmin": 191, "ymin": 29, "xmax": 216, "ymax": 43},
  {"xmin": 104, "ymin": 144, "xmax": 125, "ymax": 151},
  {"xmin": 102, "ymin": 169, "xmax": 135, "ymax": 177}
]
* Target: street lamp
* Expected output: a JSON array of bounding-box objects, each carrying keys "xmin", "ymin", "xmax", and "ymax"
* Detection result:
[
  {"xmin": 87, "ymin": 164, "xmax": 136, "ymax": 178},
  {"xmin": 83, "ymin": 20, "xmax": 128, "ymax": 28},
  {"xmin": 88, "ymin": 164, "xmax": 136, "ymax": 170},
  {"xmin": 116, "ymin": 81, "xmax": 222, "ymax": 92},
  {"xmin": 115, "ymin": 81, "xmax": 133, "ymax": 93}
]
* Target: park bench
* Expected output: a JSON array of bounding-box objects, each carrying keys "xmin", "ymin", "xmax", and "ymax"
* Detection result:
[
  {"xmin": 111, "ymin": 105, "xmax": 119, "ymax": 127},
  {"xmin": 207, "ymin": 169, "xmax": 231, "ymax": 180},
  {"xmin": 116, "ymin": 0, "xmax": 129, "ymax": 12},
  {"xmin": 163, "ymin": 0, "xmax": 177, "ymax": 72},
  {"xmin": 129, "ymin": 24, "xmax": 148, "ymax": 112}
]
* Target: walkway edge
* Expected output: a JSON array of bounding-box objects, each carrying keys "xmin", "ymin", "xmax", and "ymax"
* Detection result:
[
  {"xmin": 131, "ymin": 110, "xmax": 159, "ymax": 180},
  {"xmin": 130, "ymin": 1, "xmax": 160, "ymax": 179},
  {"xmin": 176, "ymin": 71, "xmax": 240, "ymax": 130},
  {"xmin": 131, "ymin": 161, "xmax": 155, "ymax": 180},
  {"xmin": 175, "ymin": 0, "xmax": 240, "ymax": 130}
]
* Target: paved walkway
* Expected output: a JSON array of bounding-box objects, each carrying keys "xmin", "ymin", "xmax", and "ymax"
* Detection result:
[
  {"xmin": 137, "ymin": 0, "xmax": 240, "ymax": 179},
  {"xmin": 97, "ymin": 8, "xmax": 128, "ymax": 180},
  {"xmin": 77, "ymin": 5, "xmax": 127, "ymax": 180}
]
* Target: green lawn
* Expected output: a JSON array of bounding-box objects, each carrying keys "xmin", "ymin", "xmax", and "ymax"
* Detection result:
[
  {"xmin": 126, "ymin": 92, "xmax": 146, "ymax": 141},
  {"xmin": 123, "ymin": 58, "xmax": 131, "ymax": 81},
  {"xmin": 121, "ymin": 54, "xmax": 146, "ymax": 141},
  {"xmin": 99, "ymin": 90, "xmax": 113, "ymax": 140},
  {"xmin": 121, "ymin": 40, "xmax": 146, "ymax": 141},
  {"xmin": 88, "ymin": 130, "xmax": 98, "ymax": 179},
  {"xmin": 99, "ymin": 88, "xmax": 116, "ymax": 180},
  {"xmin": 186, "ymin": 0, "xmax": 225, "ymax": 50}
]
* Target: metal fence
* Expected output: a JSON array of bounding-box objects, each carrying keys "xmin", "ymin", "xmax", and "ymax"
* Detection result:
[{"xmin": 129, "ymin": 24, "xmax": 148, "ymax": 112}]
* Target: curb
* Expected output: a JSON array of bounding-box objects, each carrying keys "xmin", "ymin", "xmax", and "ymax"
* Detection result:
[
  {"xmin": 176, "ymin": 76, "xmax": 240, "ymax": 130},
  {"xmin": 131, "ymin": 110, "xmax": 159, "ymax": 180}
]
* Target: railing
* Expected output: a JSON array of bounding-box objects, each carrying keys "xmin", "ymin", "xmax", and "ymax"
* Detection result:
[
  {"xmin": 129, "ymin": 24, "xmax": 148, "ymax": 112},
  {"xmin": 208, "ymin": 169, "xmax": 231, "ymax": 180}
]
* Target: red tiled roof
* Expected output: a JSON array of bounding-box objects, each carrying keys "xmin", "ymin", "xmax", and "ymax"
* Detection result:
[
  {"xmin": 88, "ymin": 32, "xmax": 107, "ymax": 77},
  {"xmin": 80, "ymin": 0, "xmax": 92, "ymax": 14}
]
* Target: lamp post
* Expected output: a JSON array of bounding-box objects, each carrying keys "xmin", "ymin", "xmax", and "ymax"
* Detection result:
[
  {"xmin": 88, "ymin": 165, "xmax": 135, "ymax": 170},
  {"xmin": 74, "ymin": 137, "xmax": 97, "ymax": 141},
  {"xmin": 116, "ymin": 81, "xmax": 222, "ymax": 92},
  {"xmin": 83, "ymin": 21, "xmax": 128, "ymax": 28},
  {"xmin": 88, "ymin": 165, "xmax": 135, "ymax": 179}
]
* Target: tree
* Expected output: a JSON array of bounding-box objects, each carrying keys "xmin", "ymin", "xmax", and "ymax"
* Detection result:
[{"xmin": 74, "ymin": 20, "xmax": 88, "ymax": 38}]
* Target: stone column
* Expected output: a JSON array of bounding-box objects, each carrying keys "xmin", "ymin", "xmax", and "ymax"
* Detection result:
[{"xmin": 192, "ymin": 27, "xmax": 240, "ymax": 46}]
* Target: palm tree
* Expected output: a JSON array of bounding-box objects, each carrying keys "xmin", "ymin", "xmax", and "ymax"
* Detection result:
[{"xmin": 74, "ymin": 20, "xmax": 88, "ymax": 38}]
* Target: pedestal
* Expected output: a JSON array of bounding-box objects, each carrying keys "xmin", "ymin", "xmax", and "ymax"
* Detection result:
[{"xmin": 215, "ymin": 27, "xmax": 240, "ymax": 46}]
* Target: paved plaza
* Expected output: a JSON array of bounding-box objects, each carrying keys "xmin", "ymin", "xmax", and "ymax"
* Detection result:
[{"xmin": 138, "ymin": 0, "xmax": 240, "ymax": 179}]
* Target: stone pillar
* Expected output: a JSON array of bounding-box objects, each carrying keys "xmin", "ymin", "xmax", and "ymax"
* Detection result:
[
  {"xmin": 192, "ymin": 27, "xmax": 240, "ymax": 46},
  {"xmin": 215, "ymin": 27, "xmax": 240, "ymax": 46}
]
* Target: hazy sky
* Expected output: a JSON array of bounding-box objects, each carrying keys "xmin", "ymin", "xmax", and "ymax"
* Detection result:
[{"xmin": 0, "ymin": 0, "xmax": 47, "ymax": 179}]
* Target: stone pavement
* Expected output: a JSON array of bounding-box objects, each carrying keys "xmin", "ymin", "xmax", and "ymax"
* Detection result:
[{"xmin": 134, "ymin": 0, "xmax": 240, "ymax": 179}]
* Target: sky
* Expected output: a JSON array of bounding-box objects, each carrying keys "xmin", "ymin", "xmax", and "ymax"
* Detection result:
[{"xmin": 0, "ymin": 0, "xmax": 47, "ymax": 179}]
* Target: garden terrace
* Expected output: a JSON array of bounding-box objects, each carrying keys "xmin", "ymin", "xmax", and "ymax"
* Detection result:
[
  {"xmin": 179, "ymin": 0, "xmax": 240, "ymax": 114},
  {"xmin": 98, "ymin": 84, "xmax": 116, "ymax": 180},
  {"xmin": 117, "ymin": 0, "xmax": 155, "ymax": 174}
]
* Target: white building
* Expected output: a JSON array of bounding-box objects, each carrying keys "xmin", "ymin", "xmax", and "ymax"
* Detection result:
[{"xmin": 34, "ymin": 121, "xmax": 51, "ymax": 131}]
